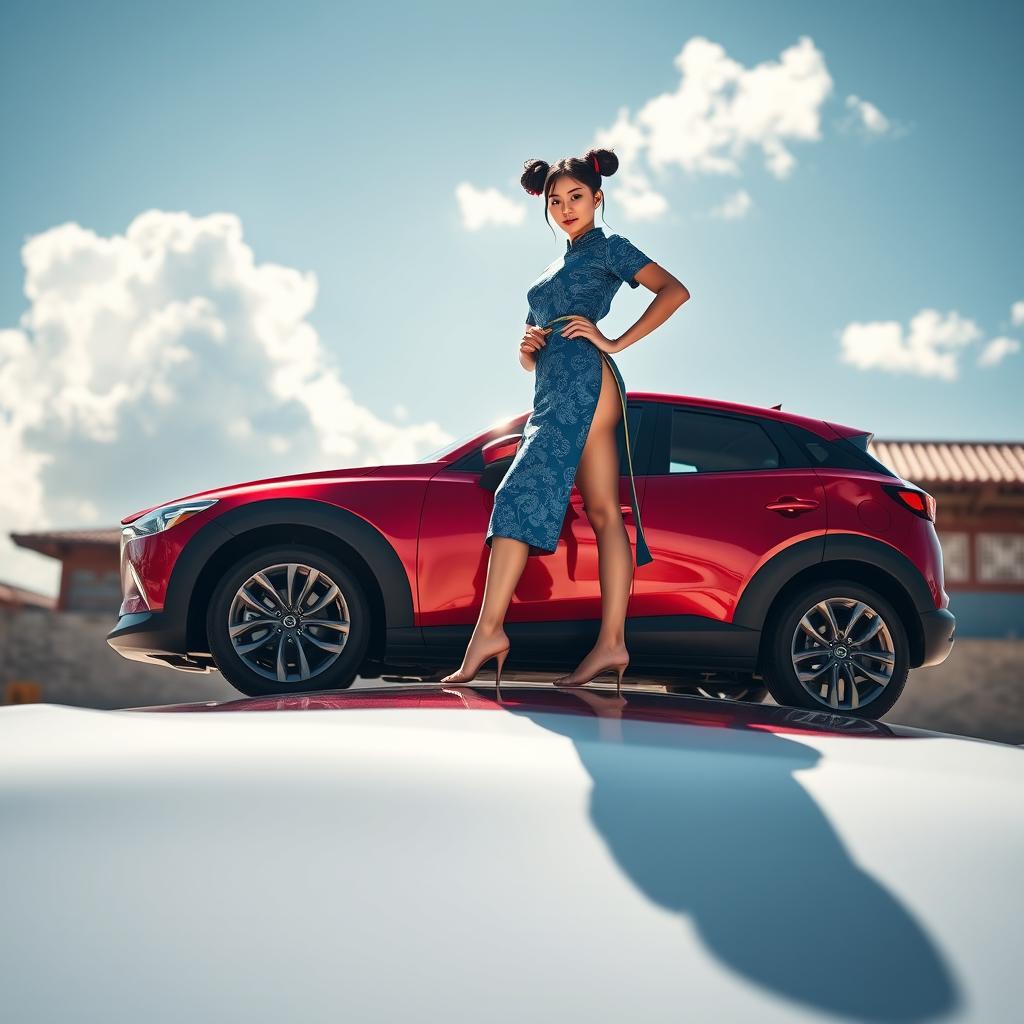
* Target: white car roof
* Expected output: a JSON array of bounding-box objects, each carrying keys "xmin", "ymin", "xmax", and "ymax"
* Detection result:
[{"xmin": 2, "ymin": 684, "xmax": 1021, "ymax": 1022}]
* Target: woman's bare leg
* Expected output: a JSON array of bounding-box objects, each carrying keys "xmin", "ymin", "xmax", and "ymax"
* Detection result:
[
  {"xmin": 440, "ymin": 536, "xmax": 528, "ymax": 682},
  {"xmin": 553, "ymin": 356, "xmax": 631, "ymax": 685}
]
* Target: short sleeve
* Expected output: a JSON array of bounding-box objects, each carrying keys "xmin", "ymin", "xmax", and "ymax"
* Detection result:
[
  {"xmin": 606, "ymin": 233, "xmax": 654, "ymax": 289},
  {"xmin": 526, "ymin": 309, "xmax": 537, "ymax": 326}
]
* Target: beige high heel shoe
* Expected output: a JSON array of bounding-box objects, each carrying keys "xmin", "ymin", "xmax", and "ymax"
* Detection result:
[
  {"xmin": 440, "ymin": 642, "xmax": 510, "ymax": 696},
  {"xmin": 553, "ymin": 657, "xmax": 629, "ymax": 697}
]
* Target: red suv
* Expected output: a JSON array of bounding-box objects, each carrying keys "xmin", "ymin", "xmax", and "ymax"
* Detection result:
[{"xmin": 107, "ymin": 391, "xmax": 955, "ymax": 718}]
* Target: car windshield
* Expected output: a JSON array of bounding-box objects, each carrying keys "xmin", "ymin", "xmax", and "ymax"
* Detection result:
[
  {"xmin": 414, "ymin": 415, "xmax": 527, "ymax": 465},
  {"xmin": 414, "ymin": 429, "xmax": 483, "ymax": 464}
]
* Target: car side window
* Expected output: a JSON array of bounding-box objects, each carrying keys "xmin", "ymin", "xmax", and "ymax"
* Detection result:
[
  {"xmin": 668, "ymin": 408, "xmax": 780, "ymax": 473},
  {"xmin": 452, "ymin": 406, "xmax": 647, "ymax": 476}
]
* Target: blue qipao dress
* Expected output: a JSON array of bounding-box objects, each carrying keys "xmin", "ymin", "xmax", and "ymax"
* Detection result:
[{"xmin": 485, "ymin": 225, "xmax": 656, "ymax": 566}]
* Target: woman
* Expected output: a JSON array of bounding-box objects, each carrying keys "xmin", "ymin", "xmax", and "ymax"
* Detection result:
[{"xmin": 442, "ymin": 148, "xmax": 690, "ymax": 693}]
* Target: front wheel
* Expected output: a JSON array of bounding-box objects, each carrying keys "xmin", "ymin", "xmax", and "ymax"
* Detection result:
[
  {"xmin": 761, "ymin": 581, "xmax": 909, "ymax": 719},
  {"xmin": 206, "ymin": 545, "xmax": 371, "ymax": 697}
]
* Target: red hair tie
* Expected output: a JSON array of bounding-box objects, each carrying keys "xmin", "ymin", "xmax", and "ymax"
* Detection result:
[{"xmin": 592, "ymin": 155, "xmax": 599, "ymax": 174}]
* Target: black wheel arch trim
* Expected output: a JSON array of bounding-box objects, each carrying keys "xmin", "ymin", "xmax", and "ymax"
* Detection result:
[
  {"xmin": 110, "ymin": 498, "xmax": 416, "ymax": 656},
  {"xmin": 205, "ymin": 497, "xmax": 415, "ymax": 627},
  {"xmin": 731, "ymin": 531, "xmax": 937, "ymax": 633},
  {"xmin": 731, "ymin": 535, "xmax": 826, "ymax": 631},
  {"xmin": 819, "ymin": 532, "xmax": 936, "ymax": 612}
]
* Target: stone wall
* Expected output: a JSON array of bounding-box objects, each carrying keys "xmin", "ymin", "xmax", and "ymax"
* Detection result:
[{"xmin": 0, "ymin": 609, "xmax": 238, "ymax": 709}]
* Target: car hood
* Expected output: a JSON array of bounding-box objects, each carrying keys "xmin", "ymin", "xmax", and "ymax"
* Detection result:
[
  {"xmin": 120, "ymin": 464, "xmax": 389, "ymax": 524},
  {"xmin": 1, "ymin": 687, "xmax": 1021, "ymax": 1021}
]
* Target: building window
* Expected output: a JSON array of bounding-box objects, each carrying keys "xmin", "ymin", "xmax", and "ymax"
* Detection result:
[
  {"xmin": 938, "ymin": 532, "xmax": 969, "ymax": 583},
  {"xmin": 976, "ymin": 533, "xmax": 1024, "ymax": 584}
]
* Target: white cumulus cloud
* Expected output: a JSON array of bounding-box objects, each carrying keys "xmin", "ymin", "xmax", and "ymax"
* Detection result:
[
  {"xmin": 649, "ymin": 35, "xmax": 834, "ymax": 180},
  {"xmin": 592, "ymin": 107, "xmax": 672, "ymax": 221},
  {"xmin": 470, "ymin": 35, "xmax": 885, "ymax": 227},
  {"xmin": 977, "ymin": 336, "xmax": 1021, "ymax": 367},
  {"xmin": 1011, "ymin": 299, "xmax": 1024, "ymax": 326},
  {"xmin": 587, "ymin": 34, "xmax": 836, "ymax": 222},
  {"xmin": 844, "ymin": 94, "xmax": 892, "ymax": 135},
  {"xmin": 709, "ymin": 189, "xmax": 754, "ymax": 220},
  {"xmin": 455, "ymin": 183, "xmax": 528, "ymax": 230},
  {"xmin": 839, "ymin": 309, "xmax": 984, "ymax": 380},
  {"xmin": 0, "ymin": 209, "xmax": 450, "ymax": 594}
]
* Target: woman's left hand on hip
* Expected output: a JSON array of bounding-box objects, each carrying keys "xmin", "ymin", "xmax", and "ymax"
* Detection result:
[{"xmin": 559, "ymin": 316, "xmax": 618, "ymax": 353}]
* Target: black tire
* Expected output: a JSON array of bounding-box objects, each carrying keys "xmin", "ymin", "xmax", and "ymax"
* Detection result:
[
  {"xmin": 761, "ymin": 579, "xmax": 909, "ymax": 719},
  {"xmin": 206, "ymin": 545, "xmax": 371, "ymax": 697}
]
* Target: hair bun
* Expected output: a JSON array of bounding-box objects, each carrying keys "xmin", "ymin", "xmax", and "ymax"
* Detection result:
[
  {"xmin": 583, "ymin": 148, "xmax": 619, "ymax": 177},
  {"xmin": 521, "ymin": 158, "xmax": 549, "ymax": 196}
]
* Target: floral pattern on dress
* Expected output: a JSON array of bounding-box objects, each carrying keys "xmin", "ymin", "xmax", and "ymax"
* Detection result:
[{"xmin": 488, "ymin": 226, "xmax": 656, "ymax": 565}]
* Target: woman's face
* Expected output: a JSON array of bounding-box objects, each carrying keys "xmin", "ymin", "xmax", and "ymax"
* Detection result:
[{"xmin": 547, "ymin": 176, "xmax": 602, "ymax": 238}]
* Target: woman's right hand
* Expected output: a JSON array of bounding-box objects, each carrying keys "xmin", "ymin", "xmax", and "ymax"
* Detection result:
[{"xmin": 520, "ymin": 325, "xmax": 551, "ymax": 360}]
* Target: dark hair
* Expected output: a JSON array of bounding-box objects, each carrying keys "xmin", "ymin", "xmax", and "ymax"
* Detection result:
[{"xmin": 521, "ymin": 147, "xmax": 619, "ymax": 236}]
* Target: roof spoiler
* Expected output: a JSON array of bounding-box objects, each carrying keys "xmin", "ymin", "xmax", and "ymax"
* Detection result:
[{"xmin": 826, "ymin": 420, "xmax": 873, "ymax": 447}]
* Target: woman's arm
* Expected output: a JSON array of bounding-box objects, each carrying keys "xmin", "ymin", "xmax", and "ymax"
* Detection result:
[{"xmin": 613, "ymin": 264, "xmax": 690, "ymax": 354}]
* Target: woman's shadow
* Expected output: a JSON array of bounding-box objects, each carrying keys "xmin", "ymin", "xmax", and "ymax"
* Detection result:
[{"xmin": 503, "ymin": 687, "xmax": 961, "ymax": 1022}]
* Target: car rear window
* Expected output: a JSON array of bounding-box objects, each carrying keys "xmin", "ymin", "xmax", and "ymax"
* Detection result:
[{"xmin": 782, "ymin": 423, "xmax": 898, "ymax": 476}]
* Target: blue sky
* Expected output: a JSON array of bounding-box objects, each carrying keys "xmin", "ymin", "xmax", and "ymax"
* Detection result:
[{"xmin": 1, "ymin": 0, "xmax": 1021, "ymax": 593}]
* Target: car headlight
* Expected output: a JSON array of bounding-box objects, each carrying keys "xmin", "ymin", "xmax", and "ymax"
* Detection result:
[{"xmin": 123, "ymin": 499, "xmax": 219, "ymax": 540}]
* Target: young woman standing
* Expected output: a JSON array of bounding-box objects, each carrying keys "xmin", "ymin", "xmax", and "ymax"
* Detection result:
[{"xmin": 442, "ymin": 148, "xmax": 690, "ymax": 692}]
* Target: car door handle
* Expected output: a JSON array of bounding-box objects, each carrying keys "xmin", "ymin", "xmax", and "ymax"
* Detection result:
[{"xmin": 765, "ymin": 496, "xmax": 820, "ymax": 514}]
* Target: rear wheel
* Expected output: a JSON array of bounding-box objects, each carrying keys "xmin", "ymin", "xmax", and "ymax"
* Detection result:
[
  {"xmin": 761, "ymin": 580, "xmax": 909, "ymax": 719},
  {"xmin": 206, "ymin": 545, "xmax": 371, "ymax": 697}
]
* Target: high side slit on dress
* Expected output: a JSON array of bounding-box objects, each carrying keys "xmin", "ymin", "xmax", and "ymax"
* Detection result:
[{"xmin": 485, "ymin": 226, "xmax": 656, "ymax": 567}]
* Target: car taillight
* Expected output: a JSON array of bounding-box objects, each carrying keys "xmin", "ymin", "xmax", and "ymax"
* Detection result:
[{"xmin": 881, "ymin": 483, "xmax": 936, "ymax": 523}]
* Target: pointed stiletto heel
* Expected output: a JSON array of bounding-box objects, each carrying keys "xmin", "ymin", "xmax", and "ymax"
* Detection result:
[
  {"xmin": 494, "ymin": 647, "xmax": 508, "ymax": 702},
  {"xmin": 614, "ymin": 662, "xmax": 627, "ymax": 698},
  {"xmin": 554, "ymin": 657, "xmax": 629, "ymax": 694},
  {"xmin": 440, "ymin": 641, "xmax": 511, "ymax": 690}
]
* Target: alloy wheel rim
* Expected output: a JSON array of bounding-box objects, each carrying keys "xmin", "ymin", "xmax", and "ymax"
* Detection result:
[
  {"xmin": 227, "ymin": 562, "xmax": 351, "ymax": 684},
  {"xmin": 789, "ymin": 596, "xmax": 895, "ymax": 710}
]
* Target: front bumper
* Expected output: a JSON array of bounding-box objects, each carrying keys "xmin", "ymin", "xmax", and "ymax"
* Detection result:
[
  {"xmin": 106, "ymin": 611, "xmax": 215, "ymax": 673},
  {"xmin": 918, "ymin": 607, "xmax": 956, "ymax": 668}
]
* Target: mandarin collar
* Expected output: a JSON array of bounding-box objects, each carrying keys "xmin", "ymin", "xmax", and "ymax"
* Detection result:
[{"xmin": 565, "ymin": 225, "xmax": 604, "ymax": 253}]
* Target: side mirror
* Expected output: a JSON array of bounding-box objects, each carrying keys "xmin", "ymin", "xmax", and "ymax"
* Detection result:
[
  {"xmin": 478, "ymin": 433, "xmax": 523, "ymax": 493},
  {"xmin": 481, "ymin": 433, "xmax": 522, "ymax": 467}
]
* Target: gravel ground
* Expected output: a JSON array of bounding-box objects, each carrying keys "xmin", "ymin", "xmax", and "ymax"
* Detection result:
[{"xmin": 873, "ymin": 639, "xmax": 1024, "ymax": 745}]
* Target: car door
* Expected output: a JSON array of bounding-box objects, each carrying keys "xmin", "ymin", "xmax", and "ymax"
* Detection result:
[
  {"xmin": 634, "ymin": 403, "xmax": 828, "ymax": 623},
  {"xmin": 563, "ymin": 398, "xmax": 654, "ymax": 597},
  {"xmin": 417, "ymin": 402, "xmax": 655, "ymax": 627}
]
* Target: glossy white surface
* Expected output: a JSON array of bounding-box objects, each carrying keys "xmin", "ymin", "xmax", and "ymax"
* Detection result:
[{"xmin": 1, "ymin": 692, "xmax": 1021, "ymax": 1022}]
